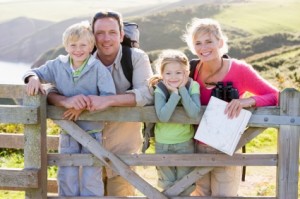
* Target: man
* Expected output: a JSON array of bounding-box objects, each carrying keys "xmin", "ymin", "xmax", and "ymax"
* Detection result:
[{"xmin": 47, "ymin": 10, "xmax": 153, "ymax": 196}]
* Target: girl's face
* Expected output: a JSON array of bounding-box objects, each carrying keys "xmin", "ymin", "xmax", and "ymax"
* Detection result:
[
  {"xmin": 65, "ymin": 37, "xmax": 93, "ymax": 68},
  {"xmin": 193, "ymin": 32, "xmax": 223, "ymax": 62},
  {"xmin": 162, "ymin": 62, "xmax": 186, "ymax": 88}
]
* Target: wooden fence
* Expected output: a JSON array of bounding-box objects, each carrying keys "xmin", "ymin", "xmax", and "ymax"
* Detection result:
[{"xmin": 0, "ymin": 84, "xmax": 299, "ymax": 199}]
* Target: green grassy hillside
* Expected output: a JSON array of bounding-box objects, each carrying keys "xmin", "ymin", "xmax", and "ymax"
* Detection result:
[
  {"xmin": 246, "ymin": 45, "xmax": 300, "ymax": 90},
  {"xmin": 215, "ymin": 0, "xmax": 300, "ymax": 34}
]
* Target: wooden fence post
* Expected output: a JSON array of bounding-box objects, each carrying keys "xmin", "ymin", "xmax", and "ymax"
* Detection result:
[
  {"xmin": 277, "ymin": 88, "xmax": 300, "ymax": 199},
  {"xmin": 23, "ymin": 94, "xmax": 47, "ymax": 199}
]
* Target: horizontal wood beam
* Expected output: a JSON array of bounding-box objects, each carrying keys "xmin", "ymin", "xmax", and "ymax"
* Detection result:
[
  {"xmin": 47, "ymin": 196, "xmax": 276, "ymax": 199},
  {"xmin": 0, "ymin": 105, "xmax": 38, "ymax": 124},
  {"xmin": 0, "ymin": 133, "xmax": 58, "ymax": 150},
  {"xmin": 48, "ymin": 153, "xmax": 277, "ymax": 167},
  {"xmin": 47, "ymin": 105, "xmax": 286, "ymax": 127},
  {"xmin": 0, "ymin": 84, "xmax": 25, "ymax": 99},
  {"xmin": 0, "ymin": 168, "xmax": 39, "ymax": 190}
]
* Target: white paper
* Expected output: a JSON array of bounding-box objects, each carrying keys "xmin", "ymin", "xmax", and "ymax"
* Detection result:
[{"xmin": 194, "ymin": 96, "xmax": 252, "ymax": 156}]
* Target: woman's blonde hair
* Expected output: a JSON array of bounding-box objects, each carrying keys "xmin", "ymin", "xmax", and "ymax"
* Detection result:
[
  {"xmin": 149, "ymin": 49, "xmax": 189, "ymax": 87},
  {"xmin": 182, "ymin": 18, "xmax": 228, "ymax": 55},
  {"xmin": 62, "ymin": 21, "xmax": 95, "ymax": 48}
]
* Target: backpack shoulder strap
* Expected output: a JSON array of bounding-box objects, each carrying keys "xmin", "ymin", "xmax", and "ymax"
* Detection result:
[
  {"xmin": 121, "ymin": 45, "xmax": 133, "ymax": 90},
  {"xmin": 189, "ymin": 59, "xmax": 200, "ymax": 78},
  {"xmin": 189, "ymin": 54, "xmax": 230, "ymax": 79},
  {"xmin": 156, "ymin": 81, "xmax": 170, "ymax": 99},
  {"xmin": 185, "ymin": 77, "xmax": 192, "ymax": 91}
]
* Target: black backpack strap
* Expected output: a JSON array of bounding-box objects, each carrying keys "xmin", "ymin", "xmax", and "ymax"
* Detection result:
[
  {"xmin": 189, "ymin": 59, "xmax": 200, "ymax": 78},
  {"xmin": 189, "ymin": 54, "xmax": 230, "ymax": 79},
  {"xmin": 185, "ymin": 78, "xmax": 192, "ymax": 91},
  {"xmin": 120, "ymin": 45, "xmax": 133, "ymax": 90},
  {"xmin": 156, "ymin": 81, "xmax": 170, "ymax": 99}
]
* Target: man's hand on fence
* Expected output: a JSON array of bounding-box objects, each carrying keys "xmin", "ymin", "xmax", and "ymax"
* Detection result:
[
  {"xmin": 61, "ymin": 94, "xmax": 91, "ymax": 110},
  {"xmin": 87, "ymin": 95, "xmax": 112, "ymax": 111}
]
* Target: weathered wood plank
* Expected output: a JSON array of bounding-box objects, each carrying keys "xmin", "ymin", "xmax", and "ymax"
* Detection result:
[
  {"xmin": 0, "ymin": 84, "xmax": 25, "ymax": 98},
  {"xmin": 0, "ymin": 133, "xmax": 58, "ymax": 150},
  {"xmin": 236, "ymin": 127, "xmax": 267, "ymax": 150},
  {"xmin": 47, "ymin": 178, "xmax": 57, "ymax": 194},
  {"xmin": 47, "ymin": 153, "xmax": 277, "ymax": 167},
  {"xmin": 54, "ymin": 120, "xmax": 168, "ymax": 199},
  {"xmin": 0, "ymin": 168, "xmax": 39, "ymax": 190},
  {"xmin": 23, "ymin": 94, "xmax": 47, "ymax": 199},
  {"xmin": 164, "ymin": 167, "xmax": 212, "ymax": 196},
  {"xmin": 47, "ymin": 195, "xmax": 277, "ymax": 199},
  {"xmin": 0, "ymin": 105, "xmax": 38, "ymax": 124},
  {"xmin": 48, "ymin": 106, "xmax": 285, "ymax": 127},
  {"xmin": 277, "ymin": 88, "xmax": 300, "ymax": 199}
]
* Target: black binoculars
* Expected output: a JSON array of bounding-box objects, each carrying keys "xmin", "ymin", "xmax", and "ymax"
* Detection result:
[{"xmin": 211, "ymin": 82, "xmax": 239, "ymax": 102}]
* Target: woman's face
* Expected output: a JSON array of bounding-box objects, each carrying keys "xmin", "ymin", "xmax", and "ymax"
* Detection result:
[{"xmin": 193, "ymin": 32, "xmax": 223, "ymax": 62}]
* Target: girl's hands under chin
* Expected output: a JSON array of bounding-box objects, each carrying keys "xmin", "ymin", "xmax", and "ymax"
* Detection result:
[
  {"xmin": 179, "ymin": 71, "xmax": 189, "ymax": 88},
  {"xmin": 163, "ymin": 80, "xmax": 178, "ymax": 94}
]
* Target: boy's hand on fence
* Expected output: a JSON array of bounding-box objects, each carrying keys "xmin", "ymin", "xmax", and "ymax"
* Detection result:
[
  {"xmin": 63, "ymin": 108, "xmax": 84, "ymax": 121},
  {"xmin": 26, "ymin": 76, "xmax": 46, "ymax": 96}
]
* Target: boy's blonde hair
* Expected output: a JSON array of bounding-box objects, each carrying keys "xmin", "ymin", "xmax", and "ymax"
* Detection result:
[
  {"xmin": 62, "ymin": 21, "xmax": 95, "ymax": 47},
  {"xmin": 149, "ymin": 49, "xmax": 189, "ymax": 87},
  {"xmin": 182, "ymin": 18, "xmax": 228, "ymax": 55}
]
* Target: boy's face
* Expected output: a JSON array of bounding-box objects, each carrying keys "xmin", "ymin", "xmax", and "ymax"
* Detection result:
[{"xmin": 65, "ymin": 37, "xmax": 93, "ymax": 68}]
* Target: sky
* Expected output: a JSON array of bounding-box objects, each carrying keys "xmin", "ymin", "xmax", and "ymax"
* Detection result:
[{"xmin": 0, "ymin": 0, "xmax": 180, "ymax": 22}]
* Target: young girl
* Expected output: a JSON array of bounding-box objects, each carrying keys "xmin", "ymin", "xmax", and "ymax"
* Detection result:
[{"xmin": 149, "ymin": 49, "xmax": 201, "ymax": 195}]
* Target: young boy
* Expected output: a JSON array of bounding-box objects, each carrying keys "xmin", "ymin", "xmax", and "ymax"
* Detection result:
[{"xmin": 23, "ymin": 21, "xmax": 116, "ymax": 196}]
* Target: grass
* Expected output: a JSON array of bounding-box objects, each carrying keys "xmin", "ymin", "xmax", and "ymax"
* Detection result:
[{"xmin": 215, "ymin": 0, "xmax": 300, "ymax": 35}]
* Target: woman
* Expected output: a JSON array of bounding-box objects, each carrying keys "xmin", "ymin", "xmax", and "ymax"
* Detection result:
[{"xmin": 182, "ymin": 18, "xmax": 279, "ymax": 196}]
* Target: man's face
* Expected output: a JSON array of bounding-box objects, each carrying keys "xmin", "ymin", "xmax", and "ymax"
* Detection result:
[{"xmin": 93, "ymin": 17, "xmax": 124, "ymax": 61}]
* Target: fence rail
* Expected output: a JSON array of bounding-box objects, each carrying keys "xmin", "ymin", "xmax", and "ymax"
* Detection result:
[{"xmin": 0, "ymin": 84, "xmax": 299, "ymax": 199}]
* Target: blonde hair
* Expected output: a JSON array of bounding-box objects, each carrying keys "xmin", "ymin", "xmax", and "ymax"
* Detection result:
[
  {"xmin": 62, "ymin": 21, "xmax": 95, "ymax": 48},
  {"xmin": 149, "ymin": 49, "xmax": 189, "ymax": 87},
  {"xmin": 182, "ymin": 18, "xmax": 228, "ymax": 55}
]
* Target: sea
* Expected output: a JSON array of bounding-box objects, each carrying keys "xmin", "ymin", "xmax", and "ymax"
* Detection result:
[{"xmin": 0, "ymin": 61, "xmax": 31, "ymax": 84}]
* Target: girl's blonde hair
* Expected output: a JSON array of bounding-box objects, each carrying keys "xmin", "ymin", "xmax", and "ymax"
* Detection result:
[
  {"xmin": 182, "ymin": 18, "xmax": 228, "ymax": 55},
  {"xmin": 149, "ymin": 49, "xmax": 189, "ymax": 87},
  {"xmin": 62, "ymin": 21, "xmax": 95, "ymax": 48}
]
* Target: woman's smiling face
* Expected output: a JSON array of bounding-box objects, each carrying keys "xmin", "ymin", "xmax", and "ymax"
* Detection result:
[{"xmin": 193, "ymin": 32, "xmax": 223, "ymax": 62}]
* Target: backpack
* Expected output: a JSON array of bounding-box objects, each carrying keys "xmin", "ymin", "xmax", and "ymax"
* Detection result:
[{"xmin": 120, "ymin": 22, "xmax": 140, "ymax": 90}]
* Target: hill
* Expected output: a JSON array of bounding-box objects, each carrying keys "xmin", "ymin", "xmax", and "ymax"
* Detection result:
[
  {"xmin": 0, "ymin": 17, "xmax": 53, "ymax": 48},
  {"xmin": 0, "ymin": 17, "xmax": 86, "ymax": 63}
]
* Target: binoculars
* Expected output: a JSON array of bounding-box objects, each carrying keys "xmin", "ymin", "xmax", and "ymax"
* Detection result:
[{"xmin": 211, "ymin": 82, "xmax": 239, "ymax": 102}]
